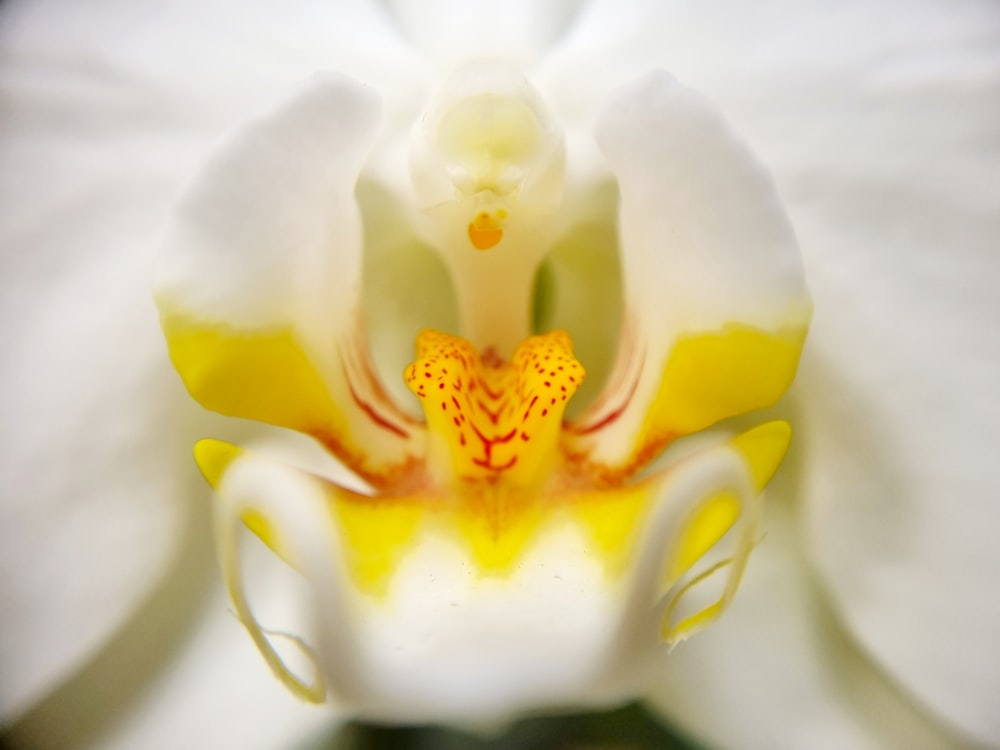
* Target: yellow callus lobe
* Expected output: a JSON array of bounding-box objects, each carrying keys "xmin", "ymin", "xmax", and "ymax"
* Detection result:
[{"xmin": 405, "ymin": 329, "xmax": 584, "ymax": 490}]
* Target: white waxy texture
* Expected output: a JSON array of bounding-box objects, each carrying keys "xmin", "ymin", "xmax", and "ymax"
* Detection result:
[
  {"xmin": 0, "ymin": 0, "xmax": 425, "ymax": 732},
  {"xmin": 616, "ymin": 3, "xmax": 1000, "ymax": 744},
  {"xmin": 6, "ymin": 0, "xmax": 1000, "ymax": 747},
  {"xmin": 153, "ymin": 74, "xmax": 425, "ymax": 477},
  {"xmin": 384, "ymin": 0, "xmax": 584, "ymax": 70},
  {"xmin": 210, "ymin": 440, "xmax": 757, "ymax": 725},
  {"xmin": 568, "ymin": 71, "xmax": 809, "ymax": 467},
  {"xmin": 650, "ymin": 493, "xmax": 961, "ymax": 750},
  {"xmin": 155, "ymin": 74, "xmax": 379, "ymax": 342}
]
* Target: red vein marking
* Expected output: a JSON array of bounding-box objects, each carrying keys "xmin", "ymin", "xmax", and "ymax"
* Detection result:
[
  {"xmin": 477, "ymin": 377, "xmax": 504, "ymax": 401},
  {"xmin": 522, "ymin": 395, "xmax": 539, "ymax": 421},
  {"xmin": 566, "ymin": 370, "xmax": 641, "ymax": 437},
  {"xmin": 476, "ymin": 398, "xmax": 504, "ymax": 425},
  {"xmin": 473, "ymin": 455, "xmax": 518, "ymax": 472},
  {"xmin": 345, "ymin": 374, "xmax": 409, "ymax": 438}
]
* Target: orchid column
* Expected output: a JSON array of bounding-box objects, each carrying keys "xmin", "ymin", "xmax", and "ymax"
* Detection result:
[{"xmin": 409, "ymin": 61, "xmax": 566, "ymax": 356}]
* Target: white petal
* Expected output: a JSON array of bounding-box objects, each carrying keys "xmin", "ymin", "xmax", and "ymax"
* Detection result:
[
  {"xmin": 537, "ymin": 0, "xmax": 676, "ymax": 123},
  {"xmin": 789, "ymin": 36, "xmax": 1000, "ymax": 747},
  {"xmin": 624, "ymin": 3, "xmax": 1000, "ymax": 743},
  {"xmin": 536, "ymin": 0, "xmax": 684, "ymax": 232},
  {"xmin": 7, "ymin": 519, "xmax": 338, "ymax": 750},
  {"xmin": 0, "ymin": 281, "xmax": 200, "ymax": 723},
  {"xmin": 649, "ymin": 491, "xmax": 962, "ymax": 750},
  {"xmin": 155, "ymin": 75, "xmax": 379, "ymax": 329},
  {"xmin": 154, "ymin": 76, "xmax": 427, "ymax": 487},
  {"xmin": 1, "ymin": 0, "xmax": 430, "ymax": 130},
  {"xmin": 0, "ymin": 17, "xmax": 211, "ymax": 722},
  {"xmin": 566, "ymin": 71, "xmax": 810, "ymax": 473},
  {"xmin": 383, "ymin": 0, "xmax": 584, "ymax": 71},
  {"xmin": 597, "ymin": 71, "xmax": 806, "ymax": 325},
  {"xmin": 0, "ymin": 0, "xmax": 418, "ymax": 725},
  {"xmin": 541, "ymin": 1, "xmax": 1000, "ymax": 744}
]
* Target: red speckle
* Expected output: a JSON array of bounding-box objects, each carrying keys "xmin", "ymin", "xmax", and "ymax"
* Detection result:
[{"xmin": 542, "ymin": 408, "xmax": 548, "ymax": 417}]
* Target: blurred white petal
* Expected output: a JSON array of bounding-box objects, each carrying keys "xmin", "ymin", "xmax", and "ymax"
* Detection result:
[
  {"xmin": 565, "ymin": 71, "xmax": 809, "ymax": 472},
  {"xmin": 7, "ymin": 502, "xmax": 338, "ymax": 750},
  {"xmin": 0, "ymin": 0, "xmax": 418, "ymax": 731},
  {"xmin": 0, "ymin": 15, "xmax": 206, "ymax": 724},
  {"xmin": 632, "ymin": 1, "xmax": 1000, "ymax": 744},
  {"xmin": 794, "ymin": 68, "xmax": 1000, "ymax": 749},
  {"xmin": 3, "ymin": 0, "xmax": 999, "ymax": 747},
  {"xmin": 384, "ymin": 0, "xmax": 584, "ymax": 71},
  {"xmin": 650, "ymin": 486, "xmax": 961, "ymax": 750},
  {"xmin": 154, "ymin": 75, "xmax": 429, "ymax": 486}
]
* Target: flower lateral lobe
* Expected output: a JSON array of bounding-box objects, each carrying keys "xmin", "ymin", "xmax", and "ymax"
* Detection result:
[
  {"xmin": 405, "ymin": 329, "xmax": 583, "ymax": 491},
  {"xmin": 194, "ymin": 421, "xmax": 790, "ymax": 719},
  {"xmin": 564, "ymin": 71, "xmax": 812, "ymax": 476},
  {"xmin": 153, "ymin": 77, "xmax": 430, "ymax": 492}
]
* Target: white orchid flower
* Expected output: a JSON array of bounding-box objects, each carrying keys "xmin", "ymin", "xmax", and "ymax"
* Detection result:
[
  {"xmin": 151, "ymin": 48, "xmax": 811, "ymax": 719},
  {"xmin": 2, "ymin": 2, "xmax": 999, "ymax": 750}
]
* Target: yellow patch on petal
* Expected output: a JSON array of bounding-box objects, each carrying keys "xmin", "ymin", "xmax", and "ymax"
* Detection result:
[
  {"xmin": 640, "ymin": 322, "xmax": 807, "ymax": 444},
  {"xmin": 193, "ymin": 438, "xmax": 243, "ymax": 488},
  {"xmin": 659, "ymin": 422, "xmax": 791, "ymax": 645},
  {"xmin": 731, "ymin": 420, "xmax": 792, "ymax": 492},
  {"xmin": 570, "ymin": 484, "xmax": 653, "ymax": 577},
  {"xmin": 163, "ymin": 314, "xmax": 423, "ymax": 490},
  {"xmin": 163, "ymin": 317, "xmax": 344, "ymax": 436},
  {"xmin": 405, "ymin": 329, "xmax": 584, "ymax": 490},
  {"xmin": 452, "ymin": 488, "xmax": 549, "ymax": 574},
  {"xmin": 194, "ymin": 438, "xmax": 295, "ymax": 567},
  {"xmin": 661, "ymin": 560, "xmax": 732, "ymax": 644},
  {"xmin": 665, "ymin": 490, "xmax": 741, "ymax": 586},
  {"xmin": 331, "ymin": 495, "xmax": 425, "ymax": 597}
]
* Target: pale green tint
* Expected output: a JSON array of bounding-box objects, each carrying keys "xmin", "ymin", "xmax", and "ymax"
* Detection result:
[{"xmin": 532, "ymin": 182, "xmax": 623, "ymax": 415}]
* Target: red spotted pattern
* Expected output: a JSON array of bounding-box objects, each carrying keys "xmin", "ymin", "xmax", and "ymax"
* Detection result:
[{"xmin": 405, "ymin": 330, "xmax": 584, "ymax": 488}]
